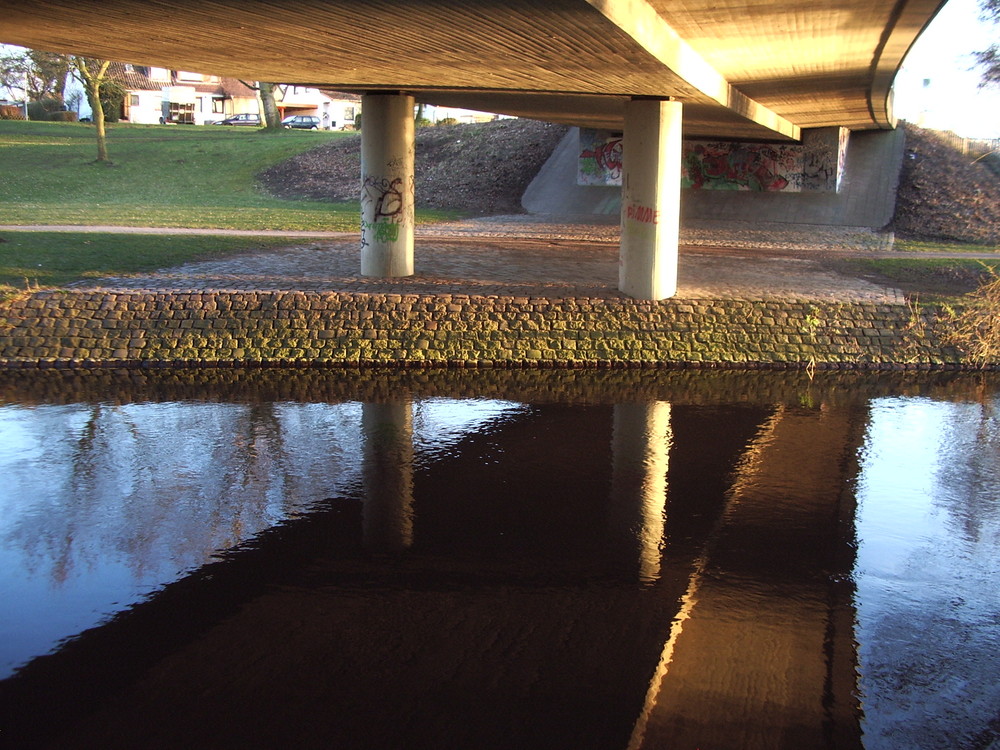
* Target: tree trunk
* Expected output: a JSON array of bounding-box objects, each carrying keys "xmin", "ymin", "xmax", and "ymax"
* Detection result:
[
  {"xmin": 90, "ymin": 77, "xmax": 109, "ymax": 162},
  {"xmin": 74, "ymin": 58, "xmax": 112, "ymax": 163},
  {"xmin": 258, "ymin": 82, "xmax": 281, "ymax": 129}
]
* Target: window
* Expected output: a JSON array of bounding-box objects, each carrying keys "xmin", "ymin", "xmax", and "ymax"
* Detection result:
[
  {"xmin": 130, "ymin": 95, "xmax": 140, "ymax": 107},
  {"xmin": 344, "ymin": 106, "xmax": 356, "ymax": 121},
  {"xmin": 213, "ymin": 98, "xmax": 225, "ymax": 114}
]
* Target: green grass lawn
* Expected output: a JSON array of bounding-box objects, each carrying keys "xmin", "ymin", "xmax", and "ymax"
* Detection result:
[
  {"xmin": 0, "ymin": 231, "xmax": 307, "ymax": 292},
  {"xmin": 0, "ymin": 120, "xmax": 451, "ymax": 230},
  {"xmin": 895, "ymin": 239, "xmax": 1000, "ymax": 254}
]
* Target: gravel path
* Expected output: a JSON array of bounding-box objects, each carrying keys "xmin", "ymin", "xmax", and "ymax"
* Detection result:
[{"xmin": 6, "ymin": 218, "xmax": 905, "ymax": 302}]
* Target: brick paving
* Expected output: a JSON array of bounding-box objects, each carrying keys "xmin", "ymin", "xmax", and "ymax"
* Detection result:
[{"xmin": 51, "ymin": 217, "xmax": 904, "ymax": 303}]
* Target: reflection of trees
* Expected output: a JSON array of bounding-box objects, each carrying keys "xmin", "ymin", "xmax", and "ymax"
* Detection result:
[
  {"xmin": 4, "ymin": 401, "xmax": 365, "ymax": 590},
  {"xmin": 931, "ymin": 397, "xmax": 1000, "ymax": 544},
  {"xmin": 855, "ymin": 395, "xmax": 1000, "ymax": 749}
]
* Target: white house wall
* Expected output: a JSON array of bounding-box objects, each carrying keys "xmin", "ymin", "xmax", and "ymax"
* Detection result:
[{"xmin": 127, "ymin": 91, "xmax": 165, "ymax": 124}]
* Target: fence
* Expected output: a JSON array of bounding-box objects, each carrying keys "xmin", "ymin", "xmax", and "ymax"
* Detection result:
[{"xmin": 937, "ymin": 131, "xmax": 1000, "ymax": 159}]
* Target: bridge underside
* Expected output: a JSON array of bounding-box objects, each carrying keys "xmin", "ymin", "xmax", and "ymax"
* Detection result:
[
  {"xmin": 0, "ymin": 0, "xmax": 945, "ymax": 298},
  {"xmin": 0, "ymin": 0, "xmax": 945, "ymax": 138}
]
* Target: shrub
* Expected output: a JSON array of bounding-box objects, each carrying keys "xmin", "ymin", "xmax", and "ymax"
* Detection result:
[
  {"xmin": 47, "ymin": 111, "xmax": 78, "ymax": 122},
  {"xmin": 435, "ymin": 117, "xmax": 458, "ymax": 126},
  {"xmin": 27, "ymin": 97, "xmax": 65, "ymax": 121}
]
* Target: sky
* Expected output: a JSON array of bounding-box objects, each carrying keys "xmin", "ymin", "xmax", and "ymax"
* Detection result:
[
  {"xmin": 893, "ymin": 0, "xmax": 1000, "ymax": 138},
  {"xmin": 2, "ymin": 0, "xmax": 999, "ymax": 137}
]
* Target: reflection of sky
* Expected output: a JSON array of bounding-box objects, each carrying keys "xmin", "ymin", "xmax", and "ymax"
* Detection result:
[
  {"xmin": 0, "ymin": 397, "xmax": 522, "ymax": 679},
  {"xmin": 854, "ymin": 396, "xmax": 1000, "ymax": 749},
  {"xmin": 412, "ymin": 398, "xmax": 528, "ymax": 463}
]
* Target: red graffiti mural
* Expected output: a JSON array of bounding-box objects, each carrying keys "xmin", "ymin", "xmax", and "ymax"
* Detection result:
[
  {"xmin": 684, "ymin": 143, "xmax": 791, "ymax": 191},
  {"xmin": 581, "ymin": 138, "xmax": 624, "ymax": 181}
]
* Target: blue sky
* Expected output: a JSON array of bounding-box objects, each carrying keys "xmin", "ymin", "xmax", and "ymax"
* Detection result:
[{"xmin": 894, "ymin": 0, "xmax": 1000, "ymax": 138}]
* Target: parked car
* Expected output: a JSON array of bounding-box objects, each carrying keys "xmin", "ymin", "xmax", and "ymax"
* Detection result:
[
  {"xmin": 282, "ymin": 115, "xmax": 321, "ymax": 130},
  {"xmin": 218, "ymin": 113, "xmax": 261, "ymax": 126}
]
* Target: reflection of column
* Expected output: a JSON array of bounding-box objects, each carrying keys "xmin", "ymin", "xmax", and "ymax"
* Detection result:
[
  {"xmin": 360, "ymin": 92, "xmax": 415, "ymax": 277},
  {"xmin": 361, "ymin": 401, "xmax": 414, "ymax": 553},
  {"xmin": 610, "ymin": 402, "xmax": 671, "ymax": 582}
]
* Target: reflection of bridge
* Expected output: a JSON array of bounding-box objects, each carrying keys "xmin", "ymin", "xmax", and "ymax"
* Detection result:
[
  {"xmin": 0, "ymin": 392, "xmax": 868, "ymax": 749},
  {"xmin": 1, "ymin": 0, "xmax": 943, "ymax": 298}
]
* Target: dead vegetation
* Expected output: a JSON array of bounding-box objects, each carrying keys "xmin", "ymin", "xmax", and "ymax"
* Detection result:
[
  {"xmin": 892, "ymin": 122, "xmax": 1000, "ymax": 245},
  {"xmin": 258, "ymin": 118, "xmax": 568, "ymax": 216},
  {"xmin": 944, "ymin": 267, "xmax": 1000, "ymax": 363}
]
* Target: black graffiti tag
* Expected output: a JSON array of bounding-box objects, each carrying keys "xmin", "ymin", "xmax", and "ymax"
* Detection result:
[{"xmin": 362, "ymin": 176, "xmax": 404, "ymax": 220}]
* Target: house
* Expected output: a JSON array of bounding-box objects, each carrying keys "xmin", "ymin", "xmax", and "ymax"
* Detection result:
[
  {"xmin": 111, "ymin": 65, "xmax": 258, "ymax": 124},
  {"xmin": 73, "ymin": 66, "xmax": 362, "ymax": 128},
  {"xmin": 71, "ymin": 65, "xmax": 258, "ymax": 124},
  {"xmin": 279, "ymin": 86, "xmax": 360, "ymax": 129}
]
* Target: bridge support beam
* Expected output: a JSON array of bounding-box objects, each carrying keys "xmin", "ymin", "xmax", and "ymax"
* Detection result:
[
  {"xmin": 360, "ymin": 93, "xmax": 415, "ymax": 277},
  {"xmin": 619, "ymin": 98, "xmax": 683, "ymax": 300}
]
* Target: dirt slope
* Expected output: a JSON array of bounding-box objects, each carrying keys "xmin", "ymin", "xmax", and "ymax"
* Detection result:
[
  {"xmin": 892, "ymin": 123, "xmax": 1000, "ymax": 244},
  {"xmin": 259, "ymin": 118, "xmax": 568, "ymax": 217}
]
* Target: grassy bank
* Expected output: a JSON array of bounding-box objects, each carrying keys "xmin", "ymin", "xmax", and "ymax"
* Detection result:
[
  {"xmin": 0, "ymin": 121, "xmax": 452, "ymax": 230},
  {"xmin": 0, "ymin": 231, "xmax": 303, "ymax": 292},
  {"xmin": 827, "ymin": 256, "xmax": 1000, "ymax": 302}
]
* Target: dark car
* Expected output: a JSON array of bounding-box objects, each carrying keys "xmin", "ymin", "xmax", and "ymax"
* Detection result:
[
  {"xmin": 282, "ymin": 115, "xmax": 321, "ymax": 130},
  {"xmin": 217, "ymin": 113, "xmax": 261, "ymax": 126}
]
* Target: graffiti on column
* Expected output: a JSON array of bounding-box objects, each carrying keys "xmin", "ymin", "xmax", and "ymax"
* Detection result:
[
  {"xmin": 363, "ymin": 176, "xmax": 404, "ymax": 220},
  {"xmin": 360, "ymin": 174, "xmax": 413, "ymax": 248},
  {"xmin": 800, "ymin": 127, "xmax": 849, "ymax": 191}
]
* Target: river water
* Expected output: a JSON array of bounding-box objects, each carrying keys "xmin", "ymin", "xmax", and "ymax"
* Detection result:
[{"xmin": 0, "ymin": 368, "xmax": 997, "ymax": 749}]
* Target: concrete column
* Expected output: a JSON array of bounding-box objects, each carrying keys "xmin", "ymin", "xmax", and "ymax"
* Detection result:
[
  {"xmin": 360, "ymin": 93, "xmax": 415, "ymax": 277},
  {"xmin": 361, "ymin": 401, "xmax": 415, "ymax": 553},
  {"xmin": 609, "ymin": 402, "xmax": 671, "ymax": 582},
  {"xmin": 619, "ymin": 98, "xmax": 683, "ymax": 300}
]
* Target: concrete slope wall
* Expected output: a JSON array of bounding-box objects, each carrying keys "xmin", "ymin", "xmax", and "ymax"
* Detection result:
[{"xmin": 524, "ymin": 127, "xmax": 905, "ymax": 228}]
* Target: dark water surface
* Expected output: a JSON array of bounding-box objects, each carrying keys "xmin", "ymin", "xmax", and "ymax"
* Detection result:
[{"xmin": 0, "ymin": 369, "xmax": 998, "ymax": 749}]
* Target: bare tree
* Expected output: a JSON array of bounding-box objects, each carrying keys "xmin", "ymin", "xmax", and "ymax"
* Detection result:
[
  {"xmin": 975, "ymin": 0, "xmax": 1000, "ymax": 88},
  {"xmin": 71, "ymin": 57, "xmax": 114, "ymax": 163},
  {"xmin": 0, "ymin": 48, "xmax": 71, "ymax": 103}
]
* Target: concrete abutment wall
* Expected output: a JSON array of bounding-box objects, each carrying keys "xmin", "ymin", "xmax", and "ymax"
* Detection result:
[{"xmin": 0, "ymin": 290, "xmax": 968, "ymax": 369}]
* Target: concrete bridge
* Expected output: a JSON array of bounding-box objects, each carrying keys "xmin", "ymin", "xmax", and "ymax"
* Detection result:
[{"xmin": 0, "ymin": 0, "xmax": 945, "ymax": 298}]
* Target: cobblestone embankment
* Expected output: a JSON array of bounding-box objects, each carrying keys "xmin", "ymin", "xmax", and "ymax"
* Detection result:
[{"xmin": 0, "ymin": 289, "xmax": 965, "ymax": 369}]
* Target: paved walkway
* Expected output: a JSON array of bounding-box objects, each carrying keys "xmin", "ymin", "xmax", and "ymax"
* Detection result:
[{"xmin": 3, "ymin": 217, "xmax": 913, "ymax": 302}]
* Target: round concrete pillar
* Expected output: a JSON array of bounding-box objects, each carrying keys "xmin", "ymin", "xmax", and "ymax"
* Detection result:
[
  {"xmin": 361, "ymin": 93, "xmax": 415, "ymax": 277},
  {"xmin": 619, "ymin": 98, "xmax": 683, "ymax": 300}
]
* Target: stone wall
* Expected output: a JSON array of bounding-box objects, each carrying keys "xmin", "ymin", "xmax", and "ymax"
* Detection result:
[{"xmin": 0, "ymin": 289, "xmax": 969, "ymax": 369}]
